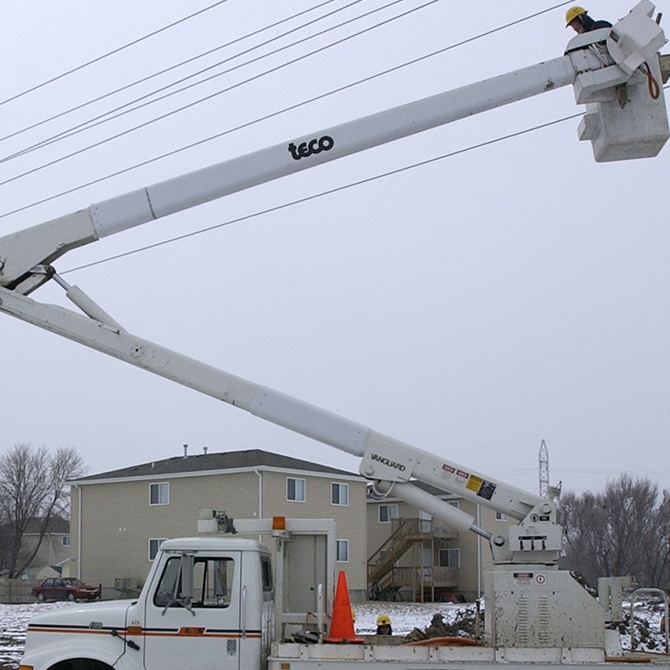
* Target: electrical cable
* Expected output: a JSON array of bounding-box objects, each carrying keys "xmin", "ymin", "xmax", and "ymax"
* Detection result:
[
  {"xmin": 0, "ymin": 0, "xmax": 341, "ymax": 146},
  {"xmin": 2, "ymin": 0, "xmax": 421, "ymax": 164},
  {"xmin": 60, "ymin": 112, "xmax": 584, "ymax": 276},
  {"xmin": 0, "ymin": 0, "xmax": 591, "ymax": 221},
  {"xmin": 0, "ymin": 0, "xmax": 439, "ymax": 186},
  {"xmin": 0, "ymin": 0, "xmax": 231, "ymax": 108},
  {"xmin": 1, "ymin": 0, "xmax": 374, "ymax": 161},
  {"xmin": 7, "ymin": 0, "xmax": 572, "ymax": 163},
  {"xmin": 641, "ymin": 62, "xmax": 661, "ymax": 99}
]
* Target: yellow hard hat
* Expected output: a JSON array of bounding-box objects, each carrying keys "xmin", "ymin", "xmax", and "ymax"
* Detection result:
[
  {"xmin": 377, "ymin": 614, "xmax": 391, "ymax": 626},
  {"xmin": 565, "ymin": 6, "xmax": 587, "ymax": 26}
]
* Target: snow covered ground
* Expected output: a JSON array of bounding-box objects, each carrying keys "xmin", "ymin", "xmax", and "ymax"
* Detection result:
[
  {"xmin": 1, "ymin": 600, "xmax": 667, "ymax": 669},
  {"xmin": 0, "ymin": 602, "xmax": 75, "ymax": 670},
  {"xmin": 354, "ymin": 601, "xmax": 472, "ymax": 636}
]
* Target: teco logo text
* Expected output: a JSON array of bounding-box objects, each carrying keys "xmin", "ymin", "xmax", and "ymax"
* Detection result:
[{"xmin": 288, "ymin": 135, "xmax": 334, "ymax": 160}]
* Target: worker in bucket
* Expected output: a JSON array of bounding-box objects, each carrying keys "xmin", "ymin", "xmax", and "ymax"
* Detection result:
[
  {"xmin": 376, "ymin": 614, "xmax": 393, "ymax": 636},
  {"xmin": 565, "ymin": 7, "xmax": 612, "ymax": 33}
]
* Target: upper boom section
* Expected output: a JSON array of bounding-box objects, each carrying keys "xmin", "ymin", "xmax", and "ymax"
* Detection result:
[
  {"xmin": 1, "ymin": 1, "xmax": 666, "ymax": 295},
  {"xmin": 0, "ymin": 55, "xmax": 576, "ymax": 295}
]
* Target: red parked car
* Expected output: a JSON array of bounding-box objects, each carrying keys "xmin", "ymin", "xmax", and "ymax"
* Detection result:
[{"xmin": 32, "ymin": 577, "xmax": 100, "ymax": 602}]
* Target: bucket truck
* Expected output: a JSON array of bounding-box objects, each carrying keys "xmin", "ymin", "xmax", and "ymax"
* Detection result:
[{"xmin": 8, "ymin": 3, "xmax": 670, "ymax": 670}]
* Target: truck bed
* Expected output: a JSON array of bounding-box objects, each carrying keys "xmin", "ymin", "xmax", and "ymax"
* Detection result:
[{"xmin": 269, "ymin": 642, "xmax": 670, "ymax": 669}]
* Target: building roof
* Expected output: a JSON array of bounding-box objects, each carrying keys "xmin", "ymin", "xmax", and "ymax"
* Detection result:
[
  {"xmin": 72, "ymin": 448, "xmax": 359, "ymax": 484},
  {"xmin": 1, "ymin": 515, "xmax": 70, "ymax": 535}
]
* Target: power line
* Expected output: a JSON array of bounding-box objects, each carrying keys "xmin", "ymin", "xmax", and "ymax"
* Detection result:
[
  {"xmin": 0, "ymin": 0, "xmax": 231, "ymax": 108},
  {"xmin": 4, "ymin": 0, "xmax": 422, "ymax": 164},
  {"xmin": 0, "ymin": 0, "xmax": 358, "ymax": 159},
  {"xmin": 0, "ymin": 0, "xmax": 439, "ymax": 187},
  {"xmin": 11, "ymin": 0, "xmax": 573, "ymax": 163},
  {"xmin": 61, "ymin": 112, "xmax": 583, "ymax": 275},
  {"xmin": 0, "ymin": 0, "xmax": 578, "ymax": 218}
]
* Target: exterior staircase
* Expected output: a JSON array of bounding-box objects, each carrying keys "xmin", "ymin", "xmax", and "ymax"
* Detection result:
[{"xmin": 367, "ymin": 517, "xmax": 458, "ymax": 599}]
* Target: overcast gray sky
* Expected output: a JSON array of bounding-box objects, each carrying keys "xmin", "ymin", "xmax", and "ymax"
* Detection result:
[{"xmin": 0, "ymin": 0, "xmax": 669, "ymax": 499}]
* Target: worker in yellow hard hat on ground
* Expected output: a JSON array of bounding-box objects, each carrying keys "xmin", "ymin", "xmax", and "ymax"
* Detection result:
[
  {"xmin": 376, "ymin": 614, "xmax": 393, "ymax": 636},
  {"xmin": 565, "ymin": 6, "xmax": 612, "ymax": 34}
]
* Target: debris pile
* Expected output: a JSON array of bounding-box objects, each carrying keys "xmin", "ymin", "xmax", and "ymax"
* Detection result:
[
  {"xmin": 404, "ymin": 607, "xmax": 478, "ymax": 643},
  {"xmin": 608, "ymin": 602, "xmax": 668, "ymax": 653}
]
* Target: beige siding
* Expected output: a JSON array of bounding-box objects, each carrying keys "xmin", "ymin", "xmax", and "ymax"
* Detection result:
[
  {"xmin": 250, "ymin": 470, "xmax": 368, "ymax": 598},
  {"xmin": 366, "ymin": 498, "xmax": 402, "ymax": 559},
  {"xmin": 260, "ymin": 471, "xmax": 367, "ymax": 592},
  {"xmin": 74, "ymin": 472, "xmax": 262, "ymax": 586},
  {"xmin": 72, "ymin": 467, "xmax": 367, "ymax": 596},
  {"xmin": 450, "ymin": 499, "xmax": 480, "ymax": 596}
]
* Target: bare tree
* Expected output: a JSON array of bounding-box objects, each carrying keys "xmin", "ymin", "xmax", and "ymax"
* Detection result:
[
  {"xmin": 558, "ymin": 474, "xmax": 670, "ymax": 590},
  {"xmin": 643, "ymin": 490, "xmax": 670, "ymax": 588},
  {"xmin": 0, "ymin": 444, "xmax": 86, "ymax": 577}
]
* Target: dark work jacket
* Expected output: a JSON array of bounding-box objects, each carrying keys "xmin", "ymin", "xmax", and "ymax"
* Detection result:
[{"xmin": 581, "ymin": 14, "xmax": 613, "ymax": 31}]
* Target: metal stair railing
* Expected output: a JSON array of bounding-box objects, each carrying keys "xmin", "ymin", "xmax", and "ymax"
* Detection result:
[
  {"xmin": 367, "ymin": 517, "xmax": 449, "ymax": 585},
  {"xmin": 367, "ymin": 518, "xmax": 414, "ymax": 584}
]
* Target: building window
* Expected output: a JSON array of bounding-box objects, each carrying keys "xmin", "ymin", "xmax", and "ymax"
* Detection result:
[
  {"xmin": 331, "ymin": 482, "xmax": 349, "ymax": 506},
  {"xmin": 61, "ymin": 535, "xmax": 70, "ymax": 547},
  {"xmin": 150, "ymin": 482, "xmax": 169, "ymax": 506},
  {"xmin": 448, "ymin": 500, "xmax": 460, "ymax": 509},
  {"xmin": 438, "ymin": 548, "xmax": 460, "ymax": 568},
  {"xmin": 378, "ymin": 504, "xmax": 398, "ymax": 523},
  {"xmin": 495, "ymin": 511, "xmax": 508, "ymax": 521},
  {"xmin": 336, "ymin": 539, "xmax": 349, "ymax": 562},
  {"xmin": 148, "ymin": 538, "xmax": 167, "ymax": 560},
  {"xmin": 286, "ymin": 477, "xmax": 305, "ymax": 502}
]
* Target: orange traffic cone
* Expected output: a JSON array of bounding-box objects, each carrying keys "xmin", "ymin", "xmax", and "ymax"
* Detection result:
[{"xmin": 324, "ymin": 571, "xmax": 365, "ymax": 643}]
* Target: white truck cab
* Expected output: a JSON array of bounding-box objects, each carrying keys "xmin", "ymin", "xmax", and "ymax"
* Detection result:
[{"xmin": 21, "ymin": 537, "xmax": 274, "ymax": 670}]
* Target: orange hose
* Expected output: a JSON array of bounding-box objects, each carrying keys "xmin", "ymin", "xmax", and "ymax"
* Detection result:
[
  {"xmin": 404, "ymin": 636, "xmax": 482, "ymax": 647},
  {"xmin": 642, "ymin": 63, "xmax": 660, "ymax": 100}
]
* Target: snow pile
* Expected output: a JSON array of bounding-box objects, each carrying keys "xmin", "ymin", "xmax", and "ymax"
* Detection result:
[
  {"xmin": 614, "ymin": 602, "xmax": 669, "ymax": 654},
  {"xmin": 353, "ymin": 602, "xmax": 475, "ymax": 637}
]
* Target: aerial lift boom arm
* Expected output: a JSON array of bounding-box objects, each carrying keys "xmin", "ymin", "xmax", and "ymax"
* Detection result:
[
  {"xmin": 0, "ymin": 53, "xmax": 576, "ymax": 294},
  {"xmin": 0, "ymin": 281, "xmax": 552, "ymax": 555},
  {"xmin": 4, "ymin": 0, "xmax": 667, "ymax": 296},
  {"xmin": 0, "ymin": 2, "xmax": 666, "ymax": 565}
]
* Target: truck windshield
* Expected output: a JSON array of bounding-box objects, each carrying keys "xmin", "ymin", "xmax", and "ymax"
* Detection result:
[{"xmin": 154, "ymin": 556, "xmax": 235, "ymax": 608}]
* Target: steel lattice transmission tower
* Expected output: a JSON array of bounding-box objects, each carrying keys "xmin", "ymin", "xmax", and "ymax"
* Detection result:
[{"xmin": 538, "ymin": 440, "xmax": 549, "ymax": 497}]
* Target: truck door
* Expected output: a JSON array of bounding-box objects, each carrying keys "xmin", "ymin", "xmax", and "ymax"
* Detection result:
[{"xmin": 143, "ymin": 551, "xmax": 249, "ymax": 670}]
